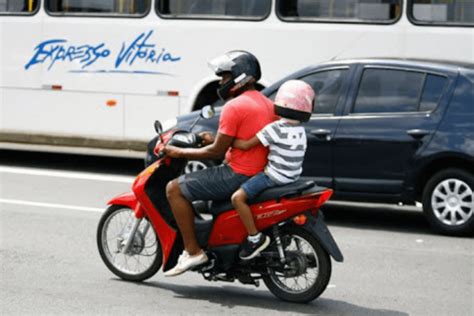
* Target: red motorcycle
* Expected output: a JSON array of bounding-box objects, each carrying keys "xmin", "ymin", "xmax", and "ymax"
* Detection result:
[{"xmin": 97, "ymin": 106, "xmax": 343, "ymax": 303}]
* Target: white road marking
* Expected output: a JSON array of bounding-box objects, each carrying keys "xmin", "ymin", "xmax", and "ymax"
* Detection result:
[
  {"xmin": 0, "ymin": 198, "xmax": 104, "ymax": 213},
  {"xmin": 0, "ymin": 166, "xmax": 134, "ymax": 183}
]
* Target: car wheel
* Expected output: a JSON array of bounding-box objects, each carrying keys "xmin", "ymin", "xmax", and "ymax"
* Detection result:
[
  {"xmin": 184, "ymin": 160, "xmax": 215, "ymax": 174},
  {"xmin": 422, "ymin": 168, "xmax": 474, "ymax": 236}
]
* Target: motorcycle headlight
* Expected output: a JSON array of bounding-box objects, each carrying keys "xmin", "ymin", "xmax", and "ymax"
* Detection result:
[{"xmin": 162, "ymin": 118, "xmax": 177, "ymax": 132}]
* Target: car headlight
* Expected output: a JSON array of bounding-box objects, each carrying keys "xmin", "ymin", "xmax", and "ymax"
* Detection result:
[{"xmin": 161, "ymin": 118, "xmax": 177, "ymax": 132}]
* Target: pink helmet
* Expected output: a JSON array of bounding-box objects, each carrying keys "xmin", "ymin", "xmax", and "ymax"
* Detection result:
[{"xmin": 274, "ymin": 80, "xmax": 316, "ymax": 122}]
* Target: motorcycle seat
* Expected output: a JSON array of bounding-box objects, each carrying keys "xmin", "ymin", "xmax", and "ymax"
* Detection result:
[{"xmin": 209, "ymin": 179, "xmax": 322, "ymax": 217}]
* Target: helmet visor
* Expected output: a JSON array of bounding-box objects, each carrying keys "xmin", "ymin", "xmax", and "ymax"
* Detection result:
[{"xmin": 208, "ymin": 54, "xmax": 235, "ymax": 76}]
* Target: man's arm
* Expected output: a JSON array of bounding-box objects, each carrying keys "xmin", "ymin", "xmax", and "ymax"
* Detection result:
[
  {"xmin": 163, "ymin": 132, "xmax": 233, "ymax": 160},
  {"xmin": 233, "ymin": 136, "xmax": 261, "ymax": 151}
]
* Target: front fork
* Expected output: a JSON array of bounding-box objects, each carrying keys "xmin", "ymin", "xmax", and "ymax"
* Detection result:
[
  {"xmin": 122, "ymin": 217, "xmax": 143, "ymax": 254},
  {"xmin": 121, "ymin": 216, "xmax": 152, "ymax": 255},
  {"xmin": 121, "ymin": 203, "xmax": 152, "ymax": 255}
]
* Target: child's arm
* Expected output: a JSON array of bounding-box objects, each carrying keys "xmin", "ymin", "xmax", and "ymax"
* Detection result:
[
  {"xmin": 234, "ymin": 121, "xmax": 275, "ymax": 150},
  {"xmin": 233, "ymin": 136, "xmax": 261, "ymax": 151}
]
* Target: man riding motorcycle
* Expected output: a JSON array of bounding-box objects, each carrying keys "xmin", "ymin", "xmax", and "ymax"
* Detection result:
[{"xmin": 163, "ymin": 50, "xmax": 277, "ymax": 276}]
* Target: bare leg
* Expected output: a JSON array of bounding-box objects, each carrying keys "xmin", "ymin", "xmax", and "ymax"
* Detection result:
[
  {"xmin": 231, "ymin": 189, "xmax": 259, "ymax": 236},
  {"xmin": 166, "ymin": 179, "xmax": 202, "ymax": 256}
]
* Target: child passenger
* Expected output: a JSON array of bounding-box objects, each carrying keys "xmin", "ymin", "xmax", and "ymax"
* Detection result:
[{"xmin": 231, "ymin": 80, "xmax": 316, "ymax": 260}]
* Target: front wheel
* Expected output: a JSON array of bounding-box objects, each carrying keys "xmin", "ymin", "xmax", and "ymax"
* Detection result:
[
  {"xmin": 97, "ymin": 205, "xmax": 162, "ymax": 281},
  {"xmin": 262, "ymin": 226, "xmax": 332, "ymax": 303}
]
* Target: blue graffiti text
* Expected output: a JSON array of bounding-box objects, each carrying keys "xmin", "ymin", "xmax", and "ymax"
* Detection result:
[
  {"xmin": 116, "ymin": 30, "xmax": 181, "ymax": 68},
  {"xmin": 25, "ymin": 39, "xmax": 111, "ymax": 70}
]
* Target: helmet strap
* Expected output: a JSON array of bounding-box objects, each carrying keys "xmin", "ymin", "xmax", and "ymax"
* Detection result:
[
  {"xmin": 217, "ymin": 79, "xmax": 235, "ymax": 101},
  {"xmin": 218, "ymin": 76, "xmax": 255, "ymax": 101},
  {"xmin": 230, "ymin": 76, "xmax": 254, "ymax": 94}
]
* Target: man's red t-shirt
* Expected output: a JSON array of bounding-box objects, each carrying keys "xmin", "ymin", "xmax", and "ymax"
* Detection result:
[{"xmin": 218, "ymin": 90, "xmax": 276, "ymax": 176}]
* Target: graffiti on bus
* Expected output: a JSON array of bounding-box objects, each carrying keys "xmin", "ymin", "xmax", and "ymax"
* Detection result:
[{"xmin": 24, "ymin": 30, "xmax": 181, "ymax": 75}]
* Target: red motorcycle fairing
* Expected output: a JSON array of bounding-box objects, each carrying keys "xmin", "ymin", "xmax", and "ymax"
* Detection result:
[
  {"xmin": 208, "ymin": 190, "xmax": 332, "ymax": 246},
  {"xmin": 107, "ymin": 192, "xmax": 138, "ymax": 211},
  {"xmin": 108, "ymin": 159, "xmax": 179, "ymax": 269}
]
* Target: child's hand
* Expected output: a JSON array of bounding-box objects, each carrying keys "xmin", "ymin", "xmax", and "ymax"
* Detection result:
[
  {"xmin": 233, "ymin": 136, "xmax": 261, "ymax": 151},
  {"xmin": 233, "ymin": 138, "xmax": 245, "ymax": 150}
]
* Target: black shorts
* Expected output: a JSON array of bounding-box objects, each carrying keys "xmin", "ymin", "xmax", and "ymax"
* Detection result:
[{"xmin": 178, "ymin": 164, "xmax": 250, "ymax": 202}]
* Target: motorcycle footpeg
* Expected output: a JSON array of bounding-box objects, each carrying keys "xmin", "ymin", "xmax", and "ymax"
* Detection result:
[
  {"xmin": 237, "ymin": 274, "xmax": 260, "ymax": 287},
  {"xmin": 259, "ymin": 251, "xmax": 279, "ymax": 258}
]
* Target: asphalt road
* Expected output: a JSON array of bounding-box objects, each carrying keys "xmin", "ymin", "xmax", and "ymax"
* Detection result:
[{"xmin": 0, "ymin": 151, "xmax": 472, "ymax": 316}]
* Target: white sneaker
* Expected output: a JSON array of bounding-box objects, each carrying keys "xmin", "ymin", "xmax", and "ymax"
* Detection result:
[{"xmin": 164, "ymin": 250, "xmax": 208, "ymax": 277}]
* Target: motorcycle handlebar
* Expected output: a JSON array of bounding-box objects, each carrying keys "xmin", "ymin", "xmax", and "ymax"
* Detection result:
[
  {"xmin": 194, "ymin": 133, "xmax": 204, "ymax": 146},
  {"xmin": 157, "ymin": 151, "xmax": 166, "ymax": 159},
  {"xmin": 156, "ymin": 132, "xmax": 204, "ymax": 160}
]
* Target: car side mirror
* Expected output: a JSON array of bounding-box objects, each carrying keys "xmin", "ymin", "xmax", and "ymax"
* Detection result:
[
  {"xmin": 154, "ymin": 120, "xmax": 163, "ymax": 134},
  {"xmin": 200, "ymin": 105, "xmax": 215, "ymax": 119}
]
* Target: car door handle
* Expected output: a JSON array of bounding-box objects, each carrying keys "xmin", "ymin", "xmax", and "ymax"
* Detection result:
[
  {"xmin": 407, "ymin": 129, "xmax": 430, "ymax": 139},
  {"xmin": 311, "ymin": 129, "xmax": 330, "ymax": 136},
  {"xmin": 310, "ymin": 129, "xmax": 332, "ymax": 141}
]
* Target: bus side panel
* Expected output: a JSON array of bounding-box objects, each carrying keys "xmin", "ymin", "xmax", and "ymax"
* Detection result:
[
  {"xmin": 2, "ymin": 88, "xmax": 124, "ymax": 139},
  {"xmin": 404, "ymin": 28, "xmax": 474, "ymax": 61},
  {"xmin": 1, "ymin": 16, "xmax": 43, "ymax": 133},
  {"xmin": 1, "ymin": 18, "xmax": 42, "ymax": 89},
  {"xmin": 124, "ymin": 95, "xmax": 179, "ymax": 141}
]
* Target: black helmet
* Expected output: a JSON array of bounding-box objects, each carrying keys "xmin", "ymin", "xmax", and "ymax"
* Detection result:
[{"xmin": 208, "ymin": 50, "xmax": 261, "ymax": 100}]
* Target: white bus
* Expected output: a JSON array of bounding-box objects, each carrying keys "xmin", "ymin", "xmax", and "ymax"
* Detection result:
[{"xmin": 1, "ymin": 0, "xmax": 473, "ymax": 155}]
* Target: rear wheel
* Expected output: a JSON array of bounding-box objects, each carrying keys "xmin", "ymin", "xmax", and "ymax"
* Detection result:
[
  {"xmin": 262, "ymin": 227, "xmax": 331, "ymax": 303},
  {"xmin": 422, "ymin": 168, "xmax": 474, "ymax": 236},
  {"xmin": 97, "ymin": 205, "xmax": 162, "ymax": 281}
]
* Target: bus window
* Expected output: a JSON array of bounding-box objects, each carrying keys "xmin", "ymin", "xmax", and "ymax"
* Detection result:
[
  {"xmin": 409, "ymin": 0, "xmax": 474, "ymax": 26},
  {"xmin": 156, "ymin": 0, "xmax": 271, "ymax": 20},
  {"xmin": 277, "ymin": 0, "xmax": 402, "ymax": 23},
  {"xmin": 45, "ymin": 0, "xmax": 150, "ymax": 15},
  {"xmin": 0, "ymin": 0, "xmax": 38, "ymax": 14}
]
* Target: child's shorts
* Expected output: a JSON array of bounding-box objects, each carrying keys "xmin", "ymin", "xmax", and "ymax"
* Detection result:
[{"xmin": 241, "ymin": 172, "xmax": 277, "ymax": 200}]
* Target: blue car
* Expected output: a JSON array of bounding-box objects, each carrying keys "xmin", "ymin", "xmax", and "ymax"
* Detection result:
[{"xmin": 147, "ymin": 58, "xmax": 474, "ymax": 236}]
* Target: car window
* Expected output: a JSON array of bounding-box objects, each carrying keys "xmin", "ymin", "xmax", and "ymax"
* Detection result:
[
  {"xmin": 353, "ymin": 68, "xmax": 425, "ymax": 113},
  {"xmin": 269, "ymin": 69, "xmax": 348, "ymax": 115},
  {"xmin": 302, "ymin": 70, "xmax": 349, "ymax": 114},
  {"xmin": 419, "ymin": 74, "xmax": 447, "ymax": 112}
]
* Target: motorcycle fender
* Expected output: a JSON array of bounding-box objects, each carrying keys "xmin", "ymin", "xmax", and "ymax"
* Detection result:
[
  {"xmin": 107, "ymin": 192, "xmax": 139, "ymax": 212},
  {"xmin": 302, "ymin": 211, "xmax": 344, "ymax": 262}
]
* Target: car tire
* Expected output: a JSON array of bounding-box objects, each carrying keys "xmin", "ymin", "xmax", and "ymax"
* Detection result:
[
  {"xmin": 422, "ymin": 168, "xmax": 474, "ymax": 236},
  {"xmin": 184, "ymin": 160, "xmax": 216, "ymax": 174}
]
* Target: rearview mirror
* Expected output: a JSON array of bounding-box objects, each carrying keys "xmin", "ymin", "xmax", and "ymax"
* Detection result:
[
  {"xmin": 154, "ymin": 120, "xmax": 163, "ymax": 134},
  {"xmin": 200, "ymin": 105, "xmax": 215, "ymax": 119}
]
